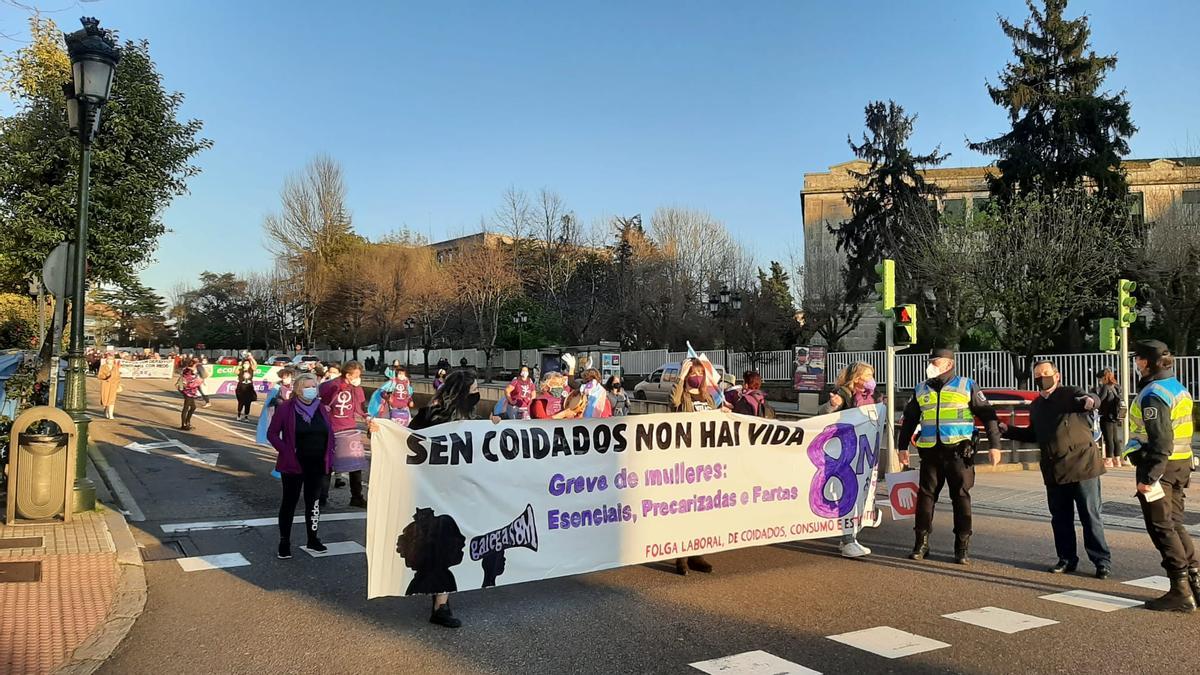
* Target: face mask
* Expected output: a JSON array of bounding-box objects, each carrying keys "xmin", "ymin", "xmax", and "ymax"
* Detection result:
[
  {"xmin": 520, "ymin": 371, "xmax": 529, "ymax": 380},
  {"xmin": 926, "ymin": 364, "xmax": 943, "ymax": 379},
  {"xmin": 300, "ymin": 387, "xmax": 318, "ymax": 401},
  {"xmin": 612, "ymin": 382, "xmax": 622, "ymax": 390},
  {"xmin": 1036, "ymin": 375, "xmax": 1056, "ymax": 392},
  {"xmin": 550, "ymin": 387, "xmax": 564, "ymax": 398},
  {"xmin": 863, "ymin": 378, "xmax": 877, "ymax": 391},
  {"xmin": 281, "ymin": 378, "xmax": 292, "ymax": 386},
  {"xmin": 686, "ymin": 375, "xmax": 704, "ymax": 389},
  {"xmin": 349, "ymin": 377, "xmax": 362, "ymax": 387}
]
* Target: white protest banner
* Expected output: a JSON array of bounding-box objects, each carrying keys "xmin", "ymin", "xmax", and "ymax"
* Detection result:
[
  {"xmin": 885, "ymin": 470, "xmax": 920, "ymax": 521},
  {"xmin": 119, "ymin": 360, "xmax": 175, "ymax": 379},
  {"xmin": 366, "ymin": 405, "xmax": 884, "ymax": 598}
]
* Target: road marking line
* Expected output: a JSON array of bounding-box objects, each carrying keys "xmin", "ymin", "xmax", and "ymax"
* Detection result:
[
  {"xmin": 129, "ymin": 391, "xmax": 258, "ymax": 444},
  {"xmin": 176, "ymin": 552, "xmax": 251, "ymax": 572},
  {"xmin": 941, "ymin": 606, "xmax": 1058, "ymax": 634},
  {"xmin": 1122, "ymin": 575, "xmax": 1169, "ymax": 592},
  {"xmin": 826, "ymin": 626, "xmax": 949, "ymax": 659},
  {"xmin": 88, "ymin": 444, "xmax": 146, "ymax": 522},
  {"xmin": 301, "ymin": 541, "xmax": 365, "ymax": 557},
  {"xmin": 161, "ymin": 511, "xmax": 367, "ymax": 534},
  {"xmin": 1039, "ymin": 589, "xmax": 1143, "ymax": 612},
  {"xmin": 690, "ymin": 650, "xmax": 820, "ymax": 675}
]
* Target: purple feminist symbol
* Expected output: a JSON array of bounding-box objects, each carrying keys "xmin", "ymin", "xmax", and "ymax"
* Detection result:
[{"xmin": 807, "ymin": 423, "xmax": 860, "ymax": 519}]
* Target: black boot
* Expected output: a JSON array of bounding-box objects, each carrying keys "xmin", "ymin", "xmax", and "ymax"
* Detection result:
[
  {"xmin": 674, "ymin": 558, "xmax": 688, "ymax": 576},
  {"xmin": 1145, "ymin": 571, "xmax": 1197, "ymax": 613},
  {"xmin": 909, "ymin": 531, "xmax": 930, "ymax": 561},
  {"xmin": 277, "ymin": 540, "xmax": 291, "ymax": 560},
  {"xmin": 687, "ymin": 556, "xmax": 713, "ymax": 573},
  {"xmin": 954, "ymin": 535, "xmax": 971, "ymax": 565},
  {"xmin": 306, "ymin": 536, "xmax": 327, "ymax": 553},
  {"xmin": 430, "ymin": 603, "xmax": 462, "ymax": 628},
  {"xmin": 1189, "ymin": 567, "xmax": 1200, "ymax": 601}
]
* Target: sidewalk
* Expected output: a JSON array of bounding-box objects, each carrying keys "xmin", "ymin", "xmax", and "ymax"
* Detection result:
[{"xmin": 0, "ymin": 464, "xmax": 145, "ymax": 674}]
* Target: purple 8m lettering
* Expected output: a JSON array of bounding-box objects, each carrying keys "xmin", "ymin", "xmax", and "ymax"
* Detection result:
[{"xmin": 807, "ymin": 423, "xmax": 860, "ymax": 518}]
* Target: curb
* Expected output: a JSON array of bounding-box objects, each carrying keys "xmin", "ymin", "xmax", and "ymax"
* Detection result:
[{"xmin": 54, "ymin": 507, "xmax": 147, "ymax": 675}]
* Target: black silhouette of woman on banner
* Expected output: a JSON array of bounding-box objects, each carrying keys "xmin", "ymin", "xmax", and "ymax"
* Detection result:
[{"xmin": 396, "ymin": 507, "xmax": 465, "ymax": 595}]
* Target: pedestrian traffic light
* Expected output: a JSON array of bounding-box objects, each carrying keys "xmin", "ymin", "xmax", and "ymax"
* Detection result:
[
  {"xmin": 1117, "ymin": 279, "xmax": 1137, "ymax": 327},
  {"xmin": 894, "ymin": 304, "xmax": 917, "ymax": 345},
  {"xmin": 1099, "ymin": 317, "xmax": 1117, "ymax": 352},
  {"xmin": 875, "ymin": 259, "xmax": 895, "ymax": 314}
]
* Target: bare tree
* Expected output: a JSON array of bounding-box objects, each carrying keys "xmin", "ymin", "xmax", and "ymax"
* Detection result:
[
  {"xmin": 974, "ymin": 192, "xmax": 1135, "ymax": 385},
  {"xmin": 262, "ymin": 155, "xmax": 355, "ymax": 350},
  {"xmin": 796, "ymin": 236, "xmax": 864, "ymax": 351},
  {"xmin": 449, "ymin": 239, "xmax": 522, "ymax": 380},
  {"xmin": 1137, "ymin": 193, "xmax": 1200, "ymax": 354},
  {"xmin": 900, "ymin": 203, "xmax": 988, "ymax": 349}
]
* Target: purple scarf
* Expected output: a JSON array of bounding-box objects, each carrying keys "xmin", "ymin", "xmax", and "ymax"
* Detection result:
[{"xmin": 295, "ymin": 396, "xmax": 321, "ymax": 424}]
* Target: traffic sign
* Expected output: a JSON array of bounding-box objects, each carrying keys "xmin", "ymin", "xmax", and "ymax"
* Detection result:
[{"xmin": 41, "ymin": 242, "xmax": 75, "ymax": 298}]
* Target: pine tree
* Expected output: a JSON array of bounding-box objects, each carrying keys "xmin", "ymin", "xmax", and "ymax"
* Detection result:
[
  {"xmin": 829, "ymin": 100, "xmax": 947, "ymax": 305},
  {"xmin": 969, "ymin": 0, "xmax": 1135, "ymax": 200}
]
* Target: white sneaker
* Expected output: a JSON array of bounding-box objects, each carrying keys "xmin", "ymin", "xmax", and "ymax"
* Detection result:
[{"xmin": 840, "ymin": 541, "xmax": 871, "ymax": 558}]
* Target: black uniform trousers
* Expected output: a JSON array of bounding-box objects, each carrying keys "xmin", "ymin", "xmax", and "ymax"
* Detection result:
[
  {"xmin": 915, "ymin": 444, "xmax": 975, "ymax": 537},
  {"xmin": 1137, "ymin": 458, "xmax": 1199, "ymax": 573}
]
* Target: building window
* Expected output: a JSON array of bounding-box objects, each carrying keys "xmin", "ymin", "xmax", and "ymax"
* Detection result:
[
  {"xmin": 1128, "ymin": 192, "xmax": 1144, "ymax": 227},
  {"xmin": 972, "ymin": 197, "xmax": 992, "ymax": 214},
  {"xmin": 1183, "ymin": 189, "xmax": 1200, "ymax": 205},
  {"xmin": 942, "ymin": 198, "xmax": 965, "ymax": 219}
]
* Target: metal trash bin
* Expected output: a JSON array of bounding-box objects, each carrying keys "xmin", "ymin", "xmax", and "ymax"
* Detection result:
[{"xmin": 5, "ymin": 406, "xmax": 77, "ymax": 524}]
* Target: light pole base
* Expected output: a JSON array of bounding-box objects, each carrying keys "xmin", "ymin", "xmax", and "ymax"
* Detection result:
[{"xmin": 69, "ymin": 413, "xmax": 95, "ymax": 512}]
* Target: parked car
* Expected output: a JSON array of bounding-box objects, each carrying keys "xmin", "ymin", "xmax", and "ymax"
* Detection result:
[
  {"xmin": 216, "ymin": 356, "xmax": 238, "ymax": 365},
  {"xmin": 291, "ymin": 354, "xmax": 321, "ymax": 371},
  {"xmin": 633, "ymin": 362, "xmax": 726, "ymax": 402},
  {"xmin": 267, "ymin": 355, "xmax": 292, "ymax": 367},
  {"xmin": 904, "ymin": 388, "xmax": 1037, "ymax": 452}
]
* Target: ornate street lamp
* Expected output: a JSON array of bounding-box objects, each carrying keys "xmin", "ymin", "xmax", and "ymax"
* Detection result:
[
  {"xmin": 62, "ymin": 17, "xmax": 120, "ymax": 512},
  {"xmin": 403, "ymin": 317, "xmax": 417, "ymax": 367},
  {"xmin": 512, "ymin": 311, "xmax": 529, "ymax": 358}
]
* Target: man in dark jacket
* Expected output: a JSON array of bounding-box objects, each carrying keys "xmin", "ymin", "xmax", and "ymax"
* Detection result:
[{"xmin": 1002, "ymin": 360, "xmax": 1112, "ymax": 579}]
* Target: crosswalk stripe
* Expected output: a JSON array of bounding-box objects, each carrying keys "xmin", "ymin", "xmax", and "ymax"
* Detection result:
[
  {"xmin": 942, "ymin": 606, "xmax": 1058, "ymax": 633},
  {"xmin": 690, "ymin": 650, "xmax": 820, "ymax": 675},
  {"xmin": 301, "ymin": 541, "xmax": 365, "ymax": 557},
  {"xmin": 176, "ymin": 552, "xmax": 251, "ymax": 572},
  {"xmin": 1122, "ymin": 576, "xmax": 1169, "ymax": 592},
  {"xmin": 1039, "ymin": 589, "xmax": 1143, "ymax": 612},
  {"xmin": 826, "ymin": 626, "xmax": 949, "ymax": 659},
  {"xmin": 161, "ymin": 511, "xmax": 367, "ymax": 534}
]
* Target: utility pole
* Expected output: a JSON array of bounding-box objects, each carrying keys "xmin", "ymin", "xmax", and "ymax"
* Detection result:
[
  {"xmin": 1117, "ymin": 279, "xmax": 1138, "ymax": 447},
  {"xmin": 875, "ymin": 260, "xmax": 899, "ymax": 475}
]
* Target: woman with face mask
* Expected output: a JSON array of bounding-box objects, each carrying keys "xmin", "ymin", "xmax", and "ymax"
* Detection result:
[
  {"xmin": 605, "ymin": 375, "xmax": 630, "ymax": 416},
  {"xmin": 1091, "ymin": 368, "xmax": 1124, "ymax": 468},
  {"xmin": 817, "ymin": 361, "xmax": 879, "ymax": 559},
  {"xmin": 434, "ymin": 369, "xmax": 447, "ymax": 391},
  {"xmin": 319, "ymin": 361, "xmax": 369, "ymax": 508},
  {"xmin": 234, "ymin": 357, "xmax": 258, "ymax": 421},
  {"xmin": 97, "ymin": 351, "xmax": 122, "ymax": 419},
  {"xmin": 410, "ymin": 369, "xmax": 482, "ymax": 628},
  {"xmin": 530, "ymin": 372, "xmax": 571, "ymax": 419},
  {"xmin": 175, "ymin": 360, "xmax": 203, "ymax": 431},
  {"xmin": 266, "ymin": 372, "xmax": 334, "ymax": 559},
  {"xmin": 668, "ymin": 358, "xmax": 717, "ymax": 575},
  {"xmin": 504, "ymin": 365, "xmax": 536, "ymax": 419},
  {"xmin": 257, "ymin": 368, "xmax": 296, "ymax": 446},
  {"xmin": 578, "ymin": 368, "xmax": 611, "ymax": 418},
  {"xmin": 375, "ymin": 364, "xmax": 415, "ymax": 426}
]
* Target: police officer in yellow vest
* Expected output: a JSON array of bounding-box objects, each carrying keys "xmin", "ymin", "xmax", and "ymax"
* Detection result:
[
  {"xmin": 897, "ymin": 349, "xmax": 1002, "ymax": 565},
  {"xmin": 1122, "ymin": 340, "xmax": 1199, "ymax": 612}
]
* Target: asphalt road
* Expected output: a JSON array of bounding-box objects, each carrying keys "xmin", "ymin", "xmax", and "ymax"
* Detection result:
[{"xmin": 87, "ymin": 377, "xmax": 1200, "ymax": 675}]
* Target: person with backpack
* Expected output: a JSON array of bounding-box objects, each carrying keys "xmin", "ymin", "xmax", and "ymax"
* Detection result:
[
  {"xmin": 1092, "ymin": 368, "xmax": 1125, "ymax": 468},
  {"xmin": 817, "ymin": 362, "xmax": 877, "ymax": 559},
  {"xmin": 732, "ymin": 371, "xmax": 773, "ymax": 418}
]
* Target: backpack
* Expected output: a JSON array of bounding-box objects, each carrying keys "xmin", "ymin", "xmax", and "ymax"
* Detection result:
[{"xmin": 734, "ymin": 389, "xmax": 772, "ymax": 418}]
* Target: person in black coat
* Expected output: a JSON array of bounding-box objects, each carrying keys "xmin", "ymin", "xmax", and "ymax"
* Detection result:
[
  {"xmin": 1002, "ymin": 360, "xmax": 1112, "ymax": 579},
  {"xmin": 1091, "ymin": 368, "xmax": 1124, "ymax": 467}
]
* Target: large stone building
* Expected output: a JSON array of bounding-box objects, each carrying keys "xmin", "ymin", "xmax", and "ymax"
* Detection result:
[{"xmin": 801, "ymin": 157, "xmax": 1200, "ymax": 350}]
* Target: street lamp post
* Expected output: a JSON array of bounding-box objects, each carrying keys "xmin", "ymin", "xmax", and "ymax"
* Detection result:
[
  {"xmin": 403, "ymin": 317, "xmax": 416, "ymax": 368},
  {"xmin": 62, "ymin": 17, "xmax": 120, "ymax": 513},
  {"xmin": 708, "ymin": 285, "xmax": 742, "ymax": 375},
  {"xmin": 512, "ymin": 311, "xmax": 529, "ymax": 366}
]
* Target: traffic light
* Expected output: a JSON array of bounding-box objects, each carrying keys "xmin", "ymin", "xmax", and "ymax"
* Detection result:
[
  {"xmin": 1117, "ymin": 279, "xmax": 1137, "ymax": 327},
  {"xmin": 874, "ymin": 259, "xmax": 895, "ymax": 314},
  {"xmin": 1099, "ymin": 317, "xmax": 1117, "ymax": 351},
  {"xmin": 894, "ymin": 304, "xmax": 918, "ymax": 345}
]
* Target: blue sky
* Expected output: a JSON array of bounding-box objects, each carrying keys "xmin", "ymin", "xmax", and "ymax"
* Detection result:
[{"xmin": 2, "ymin": 0, "xmax": 1197, "ymax": 294}]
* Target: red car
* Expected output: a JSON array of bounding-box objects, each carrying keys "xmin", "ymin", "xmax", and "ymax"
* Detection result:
[
  {"xmin": 907, "ymin": 388, "xmax": 1037, "ymax": 450},
  {"xmin": 217, "ymin": 356, "xmax": 239, "ymax": 366}
]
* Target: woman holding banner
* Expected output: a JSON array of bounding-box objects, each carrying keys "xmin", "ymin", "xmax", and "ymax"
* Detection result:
[
  {"xmin": 818, "ymin": 362, "xmax": 879, "ymax": 559},
  {"xmin": 409, "ymin": 369, "xmax": 482, "ymax": 628},
  {"xmin": 669, "ymin": 358, "xmax": 716, "ymax": 575},
  {"xmin": 267, "ymin": 372, "xmax": 335, "ymax": 559}
]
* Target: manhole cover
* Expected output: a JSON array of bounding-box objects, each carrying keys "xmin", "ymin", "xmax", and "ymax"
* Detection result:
[
  {"xmin": 1104, "ymin": 501, "xmax": 1200, "ymax": 526},
  {"xmin": 140, "ymin": 539, "xmax": 189, "ymax": 562},
  {"xmin": 0, "ymin": 537, "xmax": 43, "ymax": 550},
  {"xmin": 0, "ymin": 561, "xmax": 42, "ymax": 583}
]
